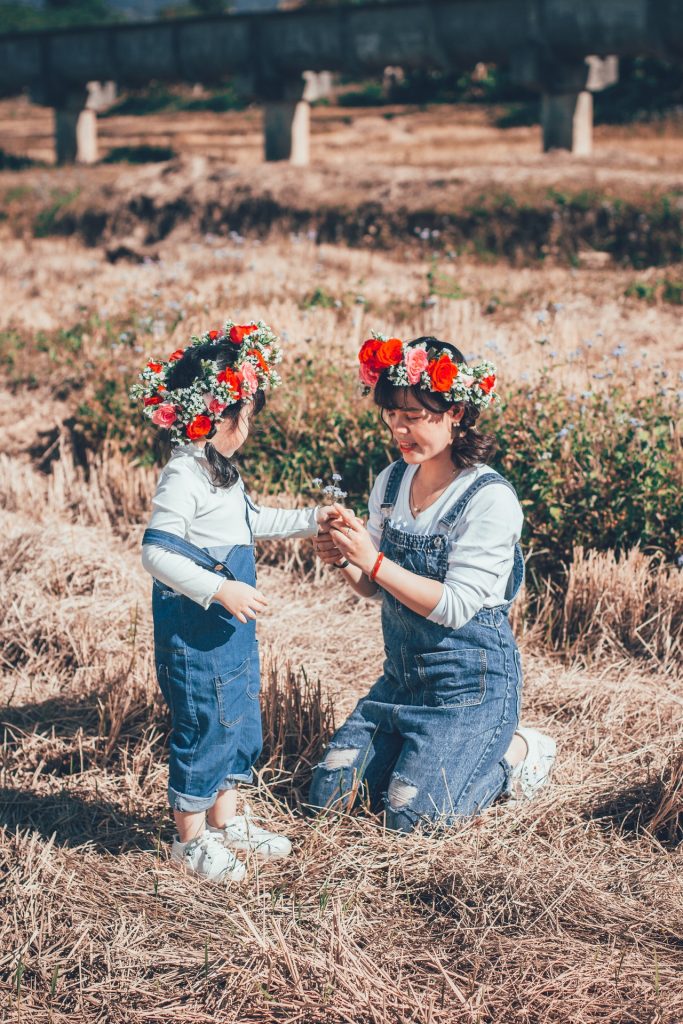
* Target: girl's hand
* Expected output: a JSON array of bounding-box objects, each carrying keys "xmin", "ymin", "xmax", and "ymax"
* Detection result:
[
  {"xmin": 315, "ymin": 506, "xmax": 341, "ymax": 532},
  {"xmin": 211, "ymin": 580, "xmax": 268, "ymax": 623},
  {"xmin": 313, "ymin": 531, "xmax": 345, "ymax": 565},
  {"xmin": 327, "ymin": 503, "xmax": 377, "ymax": 576}
]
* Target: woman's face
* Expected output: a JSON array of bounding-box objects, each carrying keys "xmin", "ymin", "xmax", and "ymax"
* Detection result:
[
  {"xmin": 211, "ymin": 401, "xmax": 253, "ymax": 457},
  {"xmin": 383, "ymin": 395, "xmax": 463, "ymax": 464}
]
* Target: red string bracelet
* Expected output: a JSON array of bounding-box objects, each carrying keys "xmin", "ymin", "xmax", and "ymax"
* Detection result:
[{"xmin": 370, "ymin": 551, "xmax": 384, "ymax": 582}]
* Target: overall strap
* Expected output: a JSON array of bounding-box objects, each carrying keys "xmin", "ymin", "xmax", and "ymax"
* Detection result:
[
  {"xmin": 141, "ymin": 528, "xmax": 236, "ymax": 580},
  {"xmin": 380, "ymin": 460, "xmax": 410, "ymax": 515},
  {"xmin": 438, "ymin": 471, "xmax": 519, "ymax": 532}
]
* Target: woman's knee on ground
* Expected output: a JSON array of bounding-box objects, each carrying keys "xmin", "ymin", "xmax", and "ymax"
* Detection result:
[
  {"xmin": 321, "ymin": 746, "xmax": 361, "ymax": 771},
  {"xmin": 308, "ymin": 745, "xmax": 363, "ymax": 809}
]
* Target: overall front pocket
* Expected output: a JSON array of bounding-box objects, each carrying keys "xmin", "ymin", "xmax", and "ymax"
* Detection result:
[
  {"xmin": 416, "ymin": 647, "xmax": 487, "ymax": 708},
  {"xmin": 214, "ymin": 658, "xmax": 251, "ymax": 728}
]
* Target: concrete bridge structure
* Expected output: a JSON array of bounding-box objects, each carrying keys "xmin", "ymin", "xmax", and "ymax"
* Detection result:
[{"xmin": 0, "ymin": 0, "xmax": 681, "ymax": 165}]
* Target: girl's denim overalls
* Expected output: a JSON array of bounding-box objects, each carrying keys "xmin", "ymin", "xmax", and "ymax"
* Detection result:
[
  {"xmin": 309, "ymin": 461, "xmax": 524, "ymax": 833},
  {"xmin": 143, "ymin": 500, "xmax": 262, "ymax": 813}
]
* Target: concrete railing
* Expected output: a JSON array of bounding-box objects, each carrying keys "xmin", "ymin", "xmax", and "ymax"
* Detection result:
[{"xmin": 1, "ymin": 0, "xmax": 681, "ymax": 163}]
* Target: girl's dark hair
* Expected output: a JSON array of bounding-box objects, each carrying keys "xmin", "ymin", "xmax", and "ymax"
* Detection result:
[
  {"xmin": 373, "ymin": 336, "xmax": 496, "ymax": 469},
  {"xmin": 164, "ymin": 340, "xmax": 265, "ymax": 489}
]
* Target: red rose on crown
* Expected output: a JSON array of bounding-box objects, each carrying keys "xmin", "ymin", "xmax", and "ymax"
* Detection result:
[
  {"xmin": 168, "ymin": 349, "xmax": 184, "ymax": 361},
  {"xmin": 217, "ymin": 367, "xmax": 242, "ymax": 398},
  {"xmin": 428, "ymin": 354, "xmax": 459, "ymax": 392},
  {"xmin": 359, "ymin": 338, "xmax": 382, "ymax": 372},
  {"xmin": 147, "ymin": 361, "xmax": 163, "ymax": 373},
  {"xmin": 479, "ymin": 374, "xmax": 496, "ymax": 395},
  {"xmin": 229, "ymin": 324, "xmax": 258, "ymax": 345},
  {"xmin": 358, "ymin": 338, "xmax": 383, "ymax": 387},
  {"xmin": 208, "ymin": 330, "xmax": 220, "ymax": 341},
  {"xmin": 376, "ymin": 337, "xmax": 404, "ymax": 368},
  {"xmin": 186, "ymin": 415, "xmax": 212, "ymax": 440},
  {"xmin": 144, "ymin": 396, "xmax": 162, "ymax": 406}
]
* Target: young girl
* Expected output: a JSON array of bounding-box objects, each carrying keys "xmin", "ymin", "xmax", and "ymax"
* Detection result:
[
  {"xmin": 133, "ymin": 320, "xmax": 328, "ymax": 882},
  {"xmin": 309, "ymin": 335, "xmax": 556, "ymax": 833}
]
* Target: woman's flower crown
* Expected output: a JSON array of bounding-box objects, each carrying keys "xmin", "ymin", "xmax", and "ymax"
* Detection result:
[
  {"xmin": 130, "ymin": 320, "xmax": 282, "ymax": 445},
  {"xmin": 358, "ymin": 334, "xmax": 497, "ymax": 409}
]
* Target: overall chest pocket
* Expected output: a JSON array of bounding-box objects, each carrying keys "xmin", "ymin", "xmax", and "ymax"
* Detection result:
[{"xmin": 415, "ymin": 648, "xmax": 487, "ymax": 708}]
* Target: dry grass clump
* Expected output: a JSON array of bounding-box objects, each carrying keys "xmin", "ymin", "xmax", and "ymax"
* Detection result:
[
  {"xmin": 649, "ymin": 746, "xmax": 683, "ymax": 842},
  {"xmin": 259, "ymin": 657, "xmax": 336, "ymax": 805},
  {"xmin": 560, "ymin": 546, "xmax": 683, "ymax": 666}
]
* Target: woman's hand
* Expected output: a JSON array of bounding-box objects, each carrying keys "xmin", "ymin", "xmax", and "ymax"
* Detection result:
[
  {"xmin": 327, "ymin": 503, "xmax": 377, "ymax": 576},
  {"xmin": 211, "ymin": 580, "xmax": 268, "ymax": 623},
  {"xmin": 313, "ymin": 532, "xmax": 345, "ymax": 565}
]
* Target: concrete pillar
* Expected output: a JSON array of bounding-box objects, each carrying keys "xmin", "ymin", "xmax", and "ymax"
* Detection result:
[
  {"xmin": 54, "ymin": 88, "xmax": 98, "ymax": 165},
  {"xmin": 76, "ymin": 108, "xmax": 98, "ymax": 163},
  {"xmin": 264, "ymin": 98, "xmax": 310, "ymax": 164},
  {"xmin": 52, "ymin": 81, "xmax": 116, "ymax": 165},
  {"xmin": 541, "ymin": 90, "xmax": 593, "ymax": 155},
  {"xmin": 511, "ymin": 50, "xmax": 617, "ymax": 157}
]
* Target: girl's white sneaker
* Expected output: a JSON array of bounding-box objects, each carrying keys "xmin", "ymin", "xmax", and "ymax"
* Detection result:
[
  {"xmin": 507, "ymin": 727, "xmax": 557, "ymax": 804},
  {"xmin": 208, "ymin": 804, "xmax": 292, "ymax": 860},
  {"xmin": 171, "ymin": 829, "xmax": 247, "ymax": 883}
]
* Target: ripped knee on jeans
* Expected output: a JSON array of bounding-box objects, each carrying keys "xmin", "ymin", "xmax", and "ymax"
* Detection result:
[
  {"xmin": 387, "ymin": 774, "xmax": 418, "ymax": 811},
  {"xmin": 321, "ymin": 747, "xmax": 360, "ymax": 770}
]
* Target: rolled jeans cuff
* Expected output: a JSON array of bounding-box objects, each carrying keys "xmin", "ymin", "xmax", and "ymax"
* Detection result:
[{"xmin": 168, "ymin": 769, "xmax": 254, "ymax": 813}]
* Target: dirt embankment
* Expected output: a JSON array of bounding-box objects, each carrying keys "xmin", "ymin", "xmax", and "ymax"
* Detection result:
[{"xmin": 3, "ymin": 158, "xmax": 682, "ymax": 266}]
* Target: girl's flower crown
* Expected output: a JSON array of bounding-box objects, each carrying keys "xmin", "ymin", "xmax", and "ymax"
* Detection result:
[
  {"xmin": 358, "ymin": 334, "xmax": 497, "ymax": 409},
  {"xmin": 130, "ymin": 320, "xmax": 282, "ymax": 446}
]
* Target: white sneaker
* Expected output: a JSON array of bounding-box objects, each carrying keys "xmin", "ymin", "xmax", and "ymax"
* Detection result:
[
  {"xmin": 208, "ymin": 803, "xmax": 292, "ymax": 860},
  {"xmin": 171, "ymin": 829, "xmax": 246, "ymax": 883},
  {"xmin": 507, "ymin": 726, "xmax": 557, "ymax": 804}
]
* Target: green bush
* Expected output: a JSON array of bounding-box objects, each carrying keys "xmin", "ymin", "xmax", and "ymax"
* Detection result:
[
  {"xmin": 250, "ymin": 368, "xmax": 683, "ymax": 579},
  {"xmin": 5, "ymin": 320, "xmax": 680, "ymax": 583},
  {"xmin": 75, "ymin": 359, "xmax": 683, "ymax": 578}
]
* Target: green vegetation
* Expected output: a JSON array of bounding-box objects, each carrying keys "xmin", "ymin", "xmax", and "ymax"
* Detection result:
[
  {"xmin": 103, "ymin": 145, "xmax": 176, "ymax": 164},
  {"xmin": 3, "ymin": 318, "xmax": 678, "ymax": 581},
  {"xmin": 625, "ymin": 278, "xmax": 683, "ymax": 305},
  {"xmin": 0, "ymin": 0, "xmax": 117, "ymax": 33},
  {"xmin": 426, "ymin": 261, "xmax": 467, "ymax": 301},
  {"xmin": 33, "ymin": 189, "xmax": 81, "ymax": 238},
  {"xmin": 0, "ymin": 149, "xmax": 41, "ymax": 171},
  {"xmin": 102, "ymin": 84, "xmax": 247, "ymax": 118}
]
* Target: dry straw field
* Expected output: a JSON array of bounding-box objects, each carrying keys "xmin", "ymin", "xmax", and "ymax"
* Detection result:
[{"xmin": 1, "ymin": 99, "xmax": 683, "ymax": 1023}]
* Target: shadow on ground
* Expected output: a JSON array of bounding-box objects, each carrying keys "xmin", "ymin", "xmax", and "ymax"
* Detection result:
[{"xmin": 0, "ymin": 786, "xmax": 166, "ymax": 853}]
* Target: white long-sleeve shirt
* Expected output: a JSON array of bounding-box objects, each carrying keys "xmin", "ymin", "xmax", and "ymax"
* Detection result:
[
  {"xmin": 141, "ymin": 444, "xmax": 319, "ymax": 608},
  {"xmin": 367, "ymin": 463, "xmax": 523, "ymax": 630}
]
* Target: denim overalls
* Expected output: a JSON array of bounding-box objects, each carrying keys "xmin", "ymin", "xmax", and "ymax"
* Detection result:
[
  {"xmin": 309, "ymin": 461, "xmax": 524, "ymax": 833},
  {"xmin": 143, "ymin": 501, "xmax": 262, "ymax": 813}
]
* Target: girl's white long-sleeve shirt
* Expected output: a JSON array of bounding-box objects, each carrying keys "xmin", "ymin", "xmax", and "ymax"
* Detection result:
[
  {"xmin": 141, "ymin": 444, "xmax": 319, "ymax": 608},
  {"xmin": 367, "ymin": 462, "xmax": 524, "ymax": 630}
]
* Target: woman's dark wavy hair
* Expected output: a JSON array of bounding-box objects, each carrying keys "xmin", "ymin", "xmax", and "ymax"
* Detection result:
[
  {"xmin": 373, "ymin": 336, "xmax": 497, "ymax": 469},
  {"xmin": 163, "ymin": 340, "xmax": 265, "ymax": 489}
]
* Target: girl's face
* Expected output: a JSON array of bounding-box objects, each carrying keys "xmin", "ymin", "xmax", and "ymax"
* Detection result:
[
  {"xmin": 211, "ymin": 401, "xmax": 253, "ymax": 457},
  {"xmin": 383, "ymin": 395, "xmax": 464, "ymax": 464}
]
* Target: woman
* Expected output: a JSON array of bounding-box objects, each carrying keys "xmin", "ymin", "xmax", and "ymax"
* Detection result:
[{"xmin": 309, "ymin": 334, "xmax": 556, "ymax": 833}]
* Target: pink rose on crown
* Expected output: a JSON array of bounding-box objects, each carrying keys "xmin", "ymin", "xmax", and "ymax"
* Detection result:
[
  {"xmin": 404, "ymin": 347, "xmax": 429, "ymax": 384},
  {"xmin": 239, "ymin": 362, "xmax": 258, "ymax": 394},
  {"xmin": 151, "ymin": 403, "xmax": 177, "ymax": 427},
  {"xmin": 204, "ymin": 394, "xmax": 228, "ymax": 415},
  {"xmin": 459, "ymin": 373, "xmax": 475, "ymax": 387}
]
